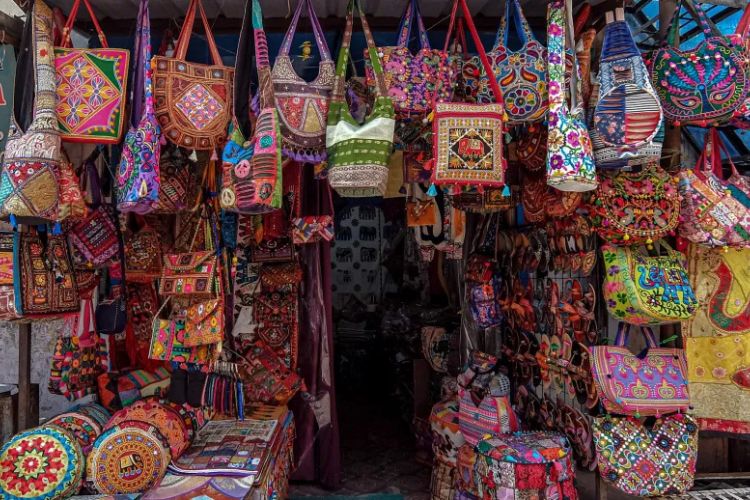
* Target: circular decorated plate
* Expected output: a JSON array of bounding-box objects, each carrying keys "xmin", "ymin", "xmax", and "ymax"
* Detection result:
[
  {"xmin": 46, "ymin": 412, "xmax": 102, "ymax": 454},
  {"xmin": 87, "ymin": 420, "xmax": 171, "ymax": 495},
  {"xmin": 0, "ymin": 425, "xmax": 84, "ymax": 499},
  {"xmin": 105, "ymin": 398, "xmax": 190, "ymax": 458}
]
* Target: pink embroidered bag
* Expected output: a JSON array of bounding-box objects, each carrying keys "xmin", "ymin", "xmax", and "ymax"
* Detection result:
[
  {"xmin": 591, "ymin": 322, "xmax": 689, "ymax": 416},
  {"xmin": 54, "ymin": 0, "xmax": 129, "ymax": 143}
]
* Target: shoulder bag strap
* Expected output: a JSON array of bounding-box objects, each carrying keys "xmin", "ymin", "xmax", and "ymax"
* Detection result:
[
  {"xmin": 10, "ymin": 4, "xmax": 34, "ymax": 134},
  {"xmin": 279, "ymin": 0, "xmax": 332, "ymax": 61},
  {"xmin": 548, "ymin": 0, "xmax": 580, "ymax": 114},
  {"xmin": 252, "ymin": 0, "xmax": 274, "ymax": 109},
  {"xmin": 233, "ymin": 0, "xmax": 256, "ymax": 137},
  {"xmin": 174, "ymin": 0, "xmax": 223, "ymax": 65},
  {"xmin": 130, "ymin": 0, "xmax": 153, "ymax": 127},
  {"xmin": 457, "ymin": 0, "xmax": 503, "ymax": 104},
  {"xmin": 498, "ymin": 0, "xmax": 534, "ymax": 48},
  {"xmin": 396, "ymin": 0, "xmax": 431, "ymax": 49},
  {"xmin": 443, "ymin": 2, "xmax": 468, "ymax": 56},
  {"xmin": 60, "ymin": 0, "xmax": 109, "ymax": 48}
]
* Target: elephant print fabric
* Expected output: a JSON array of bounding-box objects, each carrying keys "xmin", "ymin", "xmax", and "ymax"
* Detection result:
[{"xmin": 602, "ymin": 244, "xmax": 698, "ymax": 325}]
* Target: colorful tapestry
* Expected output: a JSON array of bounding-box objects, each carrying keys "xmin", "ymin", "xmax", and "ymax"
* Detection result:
[
  {"xmin": 0, "ymin": 425, "xmax": 84, "ymax": 500},
  {"xmin": 87, "ymin": 421, "xmax": 171, "ymax": 495},
  {"xmin": 683, "ymin": 245, "xmax": 750, "ymax": 433}
]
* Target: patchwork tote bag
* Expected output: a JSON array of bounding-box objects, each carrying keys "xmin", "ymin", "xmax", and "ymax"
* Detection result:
[
  {"xmin": 117, "ymin": 0, "xmax": 161, "ymax": 214},
  {"xmin": 153, "ymin": 0, "xmax": 234, "ymax": 150},
  {"xmin": 650, "ymin": 0, "xmax": 747, "ymax": 126},
  {"xmin": 590, "ymin": 9, "xmax": 663, "ymax": 169},
  {"xmin": 0, "ymin": 0, "xmax": 61, "ymax": 223},
  {"xmin": 272, "ymin": 0, "xmax": 334, "ymax": 162},
  {"xmin": 220, "ymin": 0, "xmax": 283, "ymax": 214},
  {"xmin": 546, "ymin": 0, "xmax": 597, "ymax": 192},
  {"xmin": 591, "ymin": 322, "xmax": 689, "ymax": 416},
  {"xmin": 461, "ymin": 0, "xmax": 548, "ymax": 124},
  {"xmin": 593, "ymin": 413, "xmax": 698, "ymax": 497},
  {"xmin": 365, "ymin": 0, "xmax": 456, "ymax": 119},
  {"xmin": 326, "ymin": 0, "xmax": 395, "ymax": 198},
  {"xmin": 678, "ymin": 128, "xmax": 750, "ymax": 248},
  {"xmin": 432, "ymin": 0, "xmax": 506, "ymax": 189},
  {"xmin": 54, "ymin": 0, "xmax": 129, "ymax": 143},
  {"xmin": 602, "ymin": 242, "xmax": 698, "ymax": 325}
]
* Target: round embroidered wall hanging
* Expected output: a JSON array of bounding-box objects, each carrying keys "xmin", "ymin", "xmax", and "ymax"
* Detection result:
[
  {"xmin": 105, "ymin": 397, "xmax": 190, "ymax": 458},
  {"xmin": 87, "ymin": 420, "xmax": 170, "ymax": 495},
  {"xmin": 46, "ymin": 412, "xmax": 102, "ymax": 454},
  {"xmin": 0, "ymin": 425, "xmax": 84, "ymax": 500}
]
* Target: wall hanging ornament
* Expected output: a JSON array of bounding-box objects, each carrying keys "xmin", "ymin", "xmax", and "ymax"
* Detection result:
[
  {"xmin": 602, "ymin": 242, "xmax": 698, "ymax": 325},
  {"xmin": 272, "ymin": 0, "xmax": 333, "ymax": 162},
  {"xmin": 153, "ymin": 0, "xmax": 233, "ymax": 150},
  {"xmin": 590, "ymin": 9, "xmax": 663, "ymax": 168},
  {"xmin": 546, "ymin": 0, "xmax": 597, "ymax": 192},
  {"xmin": 0, "ymin": 0, "xmax": 61, "ymax": 223},
  {"xmin": 326, "ymin": 0, "xmax": 395, "ymax": 198},
  {"xmin": 117, "ymin": 0, "xmax": 161, "ymax": 214},
  {"xmin": 365, "ymin": 0, "xmax": 457, "ymax": 120},
  {"xmin": 220, "ymin": 0, "xmax": 283, "ymax": 214},
  {"xmin": 650, "ymin": 0, "xmax": 748, "ymax": 126},
  {"xmin": 591, "ymin": 161, "xmax": 680, "ymax": 246},
  {"xmin": 54, "ymin": 0, "xmax": 129, "ymax": 143},
  {"xmin": 593, "ymin": 413, "xmax": 698, "ymax": 497},
  {"xmin": 432, "ymin": 0, "xmax": 506, "ymax": 190},
  {"xmin": 591, "ymin": 322, "xmax": 690, "ymax": 416}
]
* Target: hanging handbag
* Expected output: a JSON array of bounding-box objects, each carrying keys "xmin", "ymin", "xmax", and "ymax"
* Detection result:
[
  {"xmin": 650, "ymin": 0, "xmax": 747, "ymax": 126},
  {"xmin": 272, "ymin": 0, "xmax": 333, "ymax": 161},
  {"xmin": 182, "ymin": 298, "xmax": 224, "ymax": 347},
  {"xmin": 516, "ymin": 126, "xmax": 547, "ymax": 173},
  {"xmin": 0, "ymin": 1, "xmax": 61, "ymax": 223},
  {"xmin": 243, "ymin": 341, "xmax": 304, "ymax": 405},
  {"xmin": 56, "ymin": 151, "xmax": 87, "ymax": 221},
  {"xmin": 432, "ymin": 0, "xmax": 506, "ymax": 189},
  {"xmin": 460, "ymin": 0, "xmax": 548, "ymax": 124},
  {"xmin": 153, "ymin": 0, "xmax": 233, "ymax": 150},
  {"xmin": 124, "ymin": 223, "xmax": 163, "ymax": 283},
  {"xmin": 326, "ymin": 0, "xmax": 395, "ymax": 198},
  {"xmin": 406, "ymin": 198, "xmax": 438, "ymax": 228},
  {"xmin": 291, "ymin": 181, "xmax": 334, "ymax": 244},
  {"xmin": 220, "ymin": 0, "xmax": 283, "ymax": 215},
  {"xmin": 546, "ymin": 0, "xmax": 597, "ymax": 192},
  {"xmin": 678, "ymin": 129, "xmax": 750, "ymax": 248},
  {"xmin": 154, "ymin": 145, "xmax": 202, "ymax": 214},
  {"xmin": 593, "ymin": 414, "xmax": 698, "ymax": 497},
  {"xmin": 602, "ymin": 242, "xmax": 698, "ymax": 325},
  {"xmin": 590, "ymin": 9, "xmax": 663, "ymax": 169},
  {"xmin": 15, "ymin": 229, "xmax": 79, "ymax": 317},
  {"xmin": 54, "ymin": 0, "xmax": 129, "ymax": 143},
  {"xmin": 591, "ymin": 322, "xmax": 689, "ymax": 416},
  {"xmin": 591, "ymin": 161, "xmax": 680, "ymax": 246},
  {"xmin": 365, "ymin": 0, "xmax": 456, "ymax": 119},
  {"xmin": 159, "ymin": 251, "xmax": 219, "ymax": 298},
  {"xmin": 117, "ymin": 0, "xmax": 160, "ymax": 214},
  {"xmin": 0, "ymin": 232, "xmax": 20, "ymax": 320}
]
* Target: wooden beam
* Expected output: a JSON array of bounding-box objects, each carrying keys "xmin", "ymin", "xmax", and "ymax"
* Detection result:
[
  {"xmin": 0, "ymin": 10, "xmax": 23, "ymax": 46},
  {"xmin": 17, "ymin": 322, "xmax": 31, "ymax": 431}
]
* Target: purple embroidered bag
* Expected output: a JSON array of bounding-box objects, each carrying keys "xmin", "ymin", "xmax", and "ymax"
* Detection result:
[{"xmin": 117, "ymin": 0, "xmax": 161, "ymax": 214}]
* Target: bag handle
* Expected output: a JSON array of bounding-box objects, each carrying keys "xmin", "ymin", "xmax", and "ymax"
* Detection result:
[
  {"xmin": 614, "ymin": 322, "xmax": 659, "ymax": 348},
  {"xmin": 548, "ymin": 0, "xmax": 581, "ymax": 113},
  {"xmin": 279, "ymin": 0, "xmax": 331, "ymax": 61},
  {"xmin": 663, "ymin": 0, "xmax": 712, "ymax": 47},
  {"xmin": 397, "ymin": 0, "xmax": 431, "ymax": 50},
  {"xmin": 332, "ymin": 0, "xmax": 388, "ymax": 104},
  {"xmin": 130, "ymin": 0, "xmax": 153, "ymax": 128},
  {"xmin": 443, "ymin": 1, "xmax": 467, "ymax": 55},
  {"xmin": 708, "ymin": 128, "xmax": 741, "ymax": 178},
  {"xmin": 232, "ymin": 0, "xmax": 257, "ymax": 138},
  {"xmin": 174, "ymin": 0, "xmax": 224, "ymax": 66},
  {"xmin": 497, "ymin": 0, "xmax": 535, "ymax": 49},
  {"xmin": 59, "ymin": 0, "xmax": 109, "ymax": 48}
]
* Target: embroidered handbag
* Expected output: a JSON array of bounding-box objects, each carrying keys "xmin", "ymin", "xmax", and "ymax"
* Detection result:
[
  {"xmin": 432, "ymin": 0, "xmax": 506, "ymax": 189},
  {"xmin": 650, "ymin": 0, "xmax": 747, "ymax": 126},
  {"xmin": 243, "ymin": 341, "xmax": 304, "ymax": 405},
  {"xmin": 0, "ymin": 1, "xmax": 61, "ymax": 223},
  {"xmin": 124, "ymin": 224, "xmax": 163, "ymax": 283},
  {"xmin": 326, "ymin": 0, "xmax": 395, "ymax": 198},
  {"xmin": 56, "ymin": 153, "xmax": 87, "ymax": 221},
  {"xmin": 590, "ymin": 10, "xmax": 663, "ymax": 169},
  {"xmin": 159, "ymin": 251, "xmax": 219, "ymax": 297},
  {"xmin": 593, "ymin": 414, "xmax": 698, "ymax": 497},
  {"xmin": 54, "ymin": 0, "xmax": 129, "ymax": 143},
  {"xmin": 546, "ymin": 0, "xmax": 597, "ymax": 192},
  {"xmin": 458, "ymin": 351, "xmax": 518, "ymax": 446},
  {"xmin": 272, "ymin": 0, "xmax": 333, "ymax": 161},
  {"xmin": 15, "ymin": 229, "xmax": 79, "ymax": 316},
  {"xmin": 602, "ymin": 242, "xmax": 698, "ymax": 325},
  {"xmin": 117, "ymin": 0, "xmax": 160, "ymax": 214},
  {"xmin": 254, "ymin": 284, "xmax": 299, "ymax": 369},
  {"xmin": 591, "ymin": 161, "xmax": 680, "ymax": 246},
  {"xmin": 591, "ymin": 322, "xmax": 689, "ymax": 416},
  {"xmin": 430, "ymin": 398, "xmax": 465, "ymax": 465},
  {"xmin": 220, "ymin": 0, "xmax": 283, "ymax": 215},
  {"xmin": 517, "ymin": 126, "xmax": 547, "ymax": 173},
  {"xmin": 460, "ymin": 0, "xmax": 548, "ymax": 124},
  {"xmin": 469, "ymin": 280, "xmax": 503, "ymax": 329},
  {"xmin": 406, "ymin": 198, "xmax": 438, "ymax": 228},
  {"xmin": 364, "ymin": 0, "xmax": 456, "ymax": 119},
  {"xmin": 153, "ymin": 0, "xmax": 233, "ymax": 150},
  {"xmin": 154, "ymin": 145, "xmax": 201, "ymax": 214},
  {"xmin": 0, "ymin": 232, "xmax": 20, "ymax": 320},
  {"xmin": 679, "ymin": 129, "xmax": 750, "ymax": 248},
  {"xmin": 182, "ymin": 298, "xmax": 224, "ymax": 347},
  {"xmin": 150, "ymin": 310, "xmax": 213, "ymax": 364}
]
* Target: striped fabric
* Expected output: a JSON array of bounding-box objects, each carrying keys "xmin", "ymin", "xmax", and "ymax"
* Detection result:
[{"xmin": 458, "ymin": 388, "xmax": 518, "ymax": 446}]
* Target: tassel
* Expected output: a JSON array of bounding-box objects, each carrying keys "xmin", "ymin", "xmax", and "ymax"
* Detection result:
[
  {"xmin": 211, "ymin": 149, "xmax": 218, "ymax": 161},
  {"xmin": 427, "ymin": 184, "xmax": 438, "ymax": 197},
  {"xmin": 502, "ymin": 185, "xmax": 511, "ymax": 197},
  {"xmin": 189, "ymin": 149, "xmax": 198, "ymax": 162},
  {"xmin": 52, "ymin": 222, "xmax": 62, "ymax": 235},
  {"xmin": 159, "ymin": 134, "xmax": 167, "ymax": 146},
  {"xmin": 9, "ymin": 214, "xmax": 17, "ymax": 230}
]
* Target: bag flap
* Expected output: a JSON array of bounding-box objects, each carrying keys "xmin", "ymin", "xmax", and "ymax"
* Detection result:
[
  {"xmin": 163, "ymin": 251, "xmax": 215, "ymax": 273},
  {"xmin": 186, "ymin": 299, "xmax": 221, "ymax": 325}
]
